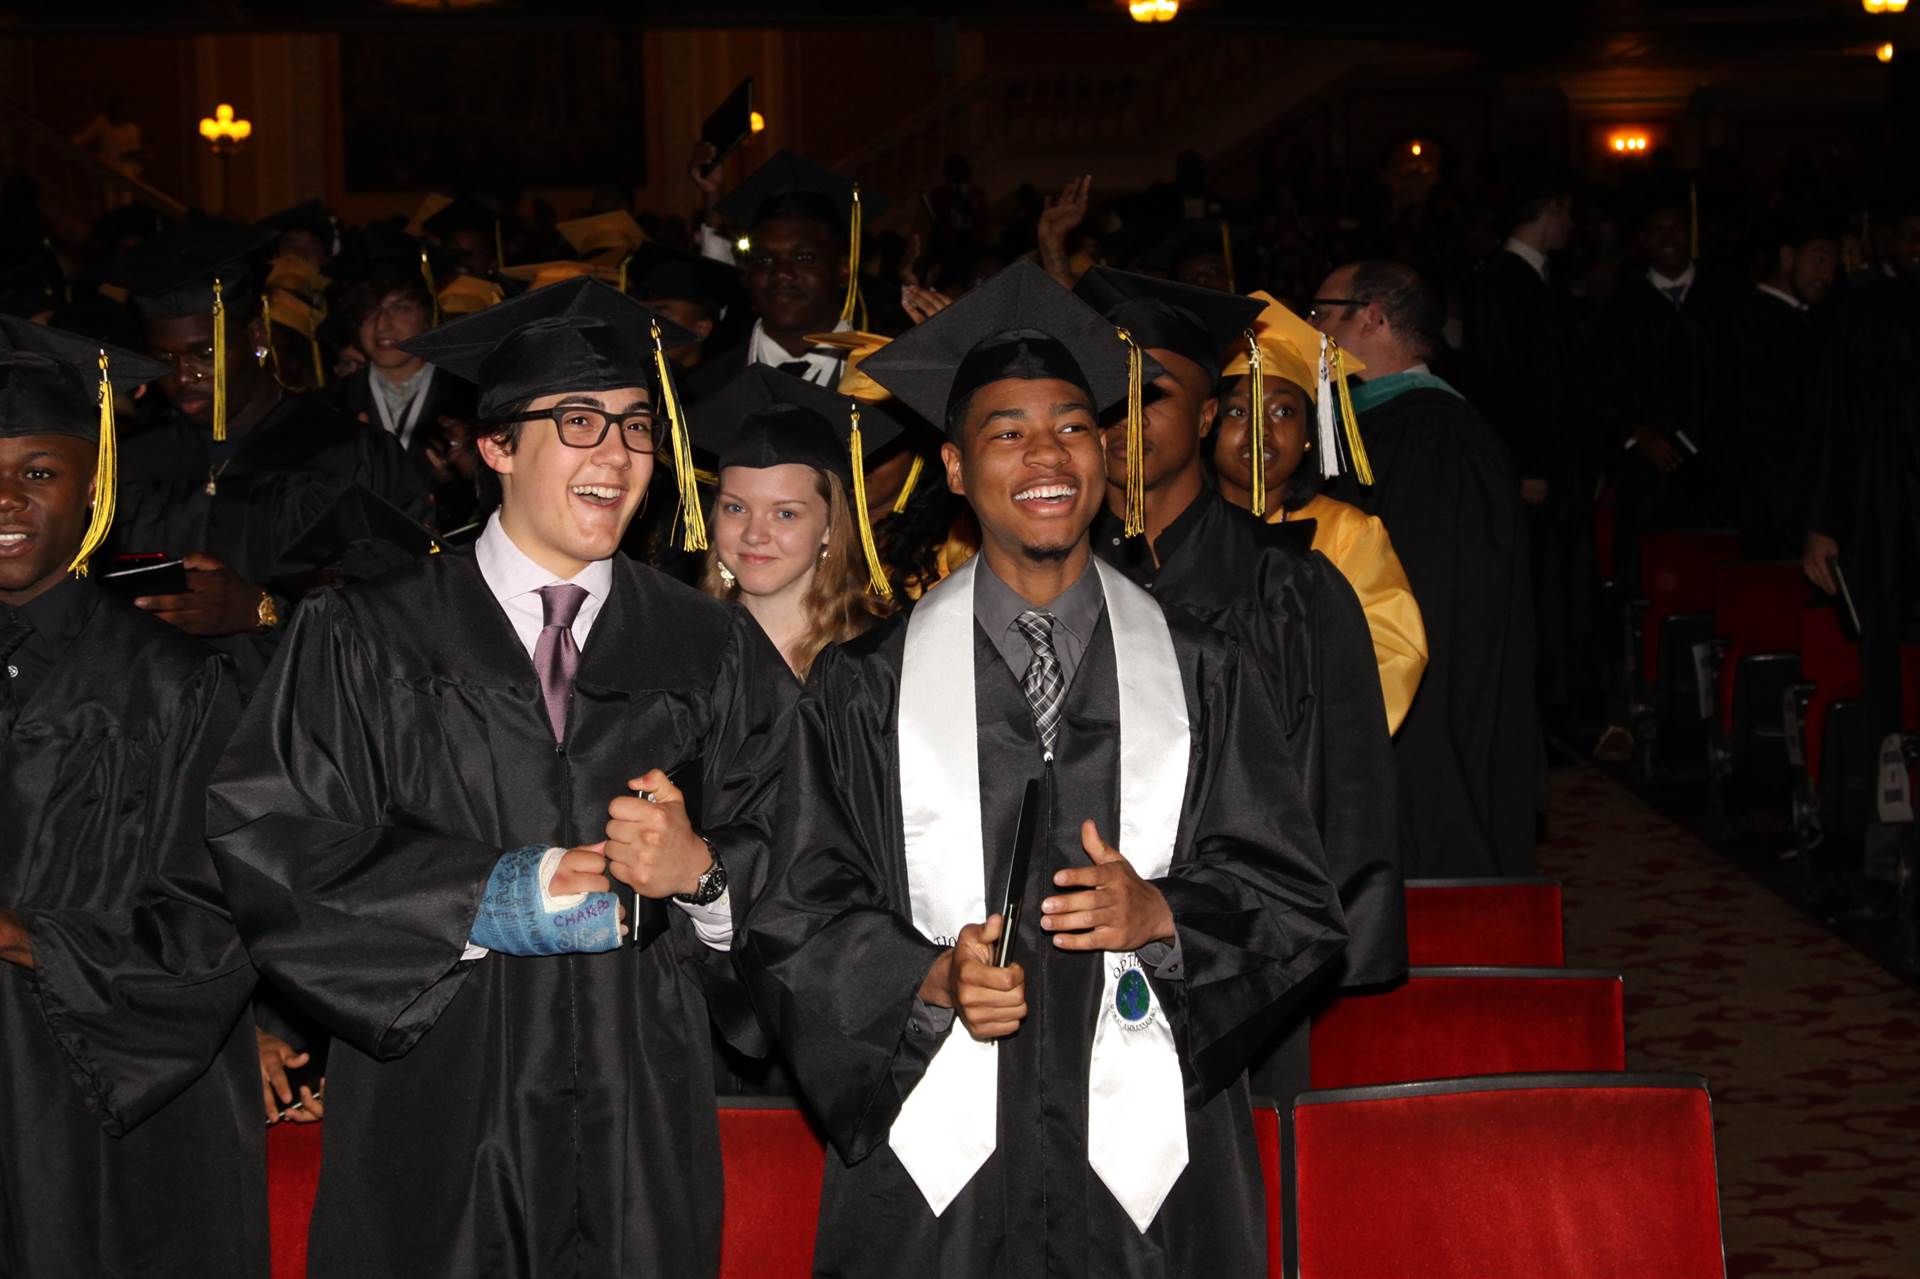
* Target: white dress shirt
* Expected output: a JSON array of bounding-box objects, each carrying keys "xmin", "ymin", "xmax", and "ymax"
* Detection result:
[
  {"xmin": 1755, "ymin": 282, "xmax": 1808, "ymax": 312},
  {"xmin": 467, "ymin": 513, "xmax": 732, "ymax": 955},
  {"xmin": 1648, "ymin": 262, "xmax": 1697, "ymax": 305},
  {"xmin": 368, "ymin": 363, "xmax": 437, "ymax": 450},
  {"xmin": 1503, "ymin": 237, "xmax": 1549, "ymax": 282}
]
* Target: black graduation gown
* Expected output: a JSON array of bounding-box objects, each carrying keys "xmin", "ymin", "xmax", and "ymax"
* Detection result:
[
  {"xmin": 204, "ymin": 549, "xmax": 796, "ymax": 1279},
  {"xmin": 1, "ymin": 583, "xmax": 263, "ymax": 1279},
  {"xmin": 1719, "ymin": 288, "xmax": 1822, "ymax": 560},
  {"xmin": 743, "ymin": 610, "xmax": 1347, "ymax": 1279},
  {"xmin": 329, "ymin": 364, "xmax": 482, "ymax": 531},
  {"xmin": 1334, "ymin": 389, "xmax": 1541, "ymax": 877},
  {"xmin": 1092, "ymin": 495, "xmax": 1403, "ymax": 990},
  {"xmin": 110, "ymin": 393, "xmax": 429, "ymax": 695}
]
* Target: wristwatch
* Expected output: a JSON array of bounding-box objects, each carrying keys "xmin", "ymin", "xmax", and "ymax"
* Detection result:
[
  {"xmin": 674, "ymin": 849, "xmax": 728, "ymax": 907},
  {"xmin": 256, "ymin": 590, "xmax": 280, "ymax": 633}
]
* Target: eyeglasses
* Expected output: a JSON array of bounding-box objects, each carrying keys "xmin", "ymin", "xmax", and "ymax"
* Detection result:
[
  {"xmin": 495, "ymin": 404, "xmax": 660, "ymax": 453},
  {"xmin": 1305, "ymin": 297, "xmax": 1365, "ymax": 322}
]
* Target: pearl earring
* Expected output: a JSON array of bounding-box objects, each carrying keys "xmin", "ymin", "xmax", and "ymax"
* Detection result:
[
  {"xmin": 819, "ymin": 546, "xmax": 830, "ymax": 561},
  {"xmin": 717, "ymin": 562, "xmax": 736, "ymax": 587},
  {"xmin": 254, "ymin": 344, "xmax": 269, "ymax": 365}
]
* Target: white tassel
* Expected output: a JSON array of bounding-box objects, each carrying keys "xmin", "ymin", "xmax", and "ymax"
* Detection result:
[{"xmin": 1316, "ymin": 334, "xmax": 1340, "ymax": 480}]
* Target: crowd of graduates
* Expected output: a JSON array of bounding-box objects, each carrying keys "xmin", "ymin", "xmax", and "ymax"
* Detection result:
[{"xmin": 0, "ymin": 125, "xmax": 1913, "ymax": 1276}]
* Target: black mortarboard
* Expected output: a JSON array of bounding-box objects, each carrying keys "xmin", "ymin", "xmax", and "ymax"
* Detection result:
[
  {"xmin": 107, "ymin": 218, "xmax": 274, "ymax": 320},
  {"xmin": 327, "ymin": 223, "xmax": 459, "ymax": 297},
  {"xmin": 861, "ymin": 258, "xmax": 1162, "ymax": 535},
  {"xmin": 399, "ymin": 274, "xmax": 693, "ymax": 421},
  {"xmin": 1073, "ymin": 266, "xmax": 1262, "ymax": 381},
  {"xmin": 713, "ymin": 149, "xmax": 889, "ymax": 233},
  {"xmin": 421, "ymin": 194, "xmax": 501, "ymax": 242},
  {"xmin": 270, "ymin": 483, "xmax": 440, "ymax": 583},
  {"xmin": 258, "ymin": 199, "xmax": 336, "ymax": 250},
  {"xmin": 0, "ymin": 317, "xmax": 170, "ymax": 574},
  {"xmin": 691, "ymin": 363, "xmax": 904, "ymax": 596},
  {"xmin": 625, "ymin": 241, "xmax": 742, "ymax": 314}
]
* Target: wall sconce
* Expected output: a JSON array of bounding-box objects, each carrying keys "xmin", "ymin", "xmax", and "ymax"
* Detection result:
[
  {"xmin": 1128, "ymin": 0, "xmax": 1179, "ymax": 22},
  {"xmin": 1878, "ymin": 41, "xmax": 1897, "ymax": 62},
  {"xmin": 198, "ymin": 103, "xmax": 252, "ymax": 154},
  {"xmin": 1608, "ymin": 130, "xmax": 1651, "ymax": 155}
]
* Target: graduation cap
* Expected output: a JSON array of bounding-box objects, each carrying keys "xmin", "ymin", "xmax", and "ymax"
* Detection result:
[
  {"xmin": 422, "ymin": 194, "xmax": 505, "ymax": 249},
  {"xmin": 270, "ymin": 483, "xmax": 441, "ymax": 582},
  {"xmin": 327, "ymin": 223, "xmax": 459, "ymax": 326},
  {"xmin": 260, "ymin": 254, "xmax": 331, "ymax": 389},
  {"xmin": 805, "ymin": 328, "xmax": 940, "ymax": 517},
  {"xmin": 858, "ymin": 258, "xmax": 1163, "ymax": 535},
  {"xmin": 257, "ymin": 199, "xmax": 337, "ymax": 257},
  {"xmin": 556, "ymin": 211, "xmax": 645, "ymax": 267},
  {"xmin": 1073, "ymin": 266, "xmax": 1262, "ymax": 382},
  {"xmin": 1220, "ymin": 291, "xmax": 1371, "ymax": 510},
  {"xmin": 406, "ymin": 193, "xmax": 455, "ymax": 237},
  {"xmin": 0, "ymin": 316, "xmax": 171, "ymax": 575},
  {"xmin": 103, "ymin": 219, "xmax": 275, "ymax": 442},
  {"xmin": 501, "ymin": 259, "xmax": 619, "ymax": 291},
  {"xmin": 398, "ymin": 276, "xmax": 710, "ymax": 550},
  {"xmin": 625, "ymin": 241, "xmax": 741, "ymax": 315},
  {"xmin": 714, "ymin": 150, "xmax": 889, "ymax": 329},
  {"xmin": 438, "ymin": 274, "xmax": 505, "ymax": 317},
  {"xmin": 691, "ymin": 363, "xmax": 903, "ymax": 597}
]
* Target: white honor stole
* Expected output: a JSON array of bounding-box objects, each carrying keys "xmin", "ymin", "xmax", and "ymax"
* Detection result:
[{"xmin": 889, "ymin": 555, "xmax": 1193, "ymax": 1232}]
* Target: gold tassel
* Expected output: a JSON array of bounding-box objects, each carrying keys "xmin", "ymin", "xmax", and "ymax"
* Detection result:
[
  {"xmin": 838, "ymin": 184, "xmax": 863, "ymax": 328},
  {"xmin": 1220, "ymin": 219, "xmax": 1236, "ymax": 294},
  {"xmin": 847, "ymin": 403, "xmax": 894, "ymax": 599},
  {"xmin": 68, "ymin": 351, "xmax": 118, "ymax": 576},
  {"xmin": 1245, "ymin": 329, "xmax": 1265, "ymax": 518},
  {"xmin": 1333, "ymin": 346, "xmax": 1372, "ymax": 486},
  {"xmin": 652, "ymin": 318, "xmax": 707, "ymax": 551},
  {"xmin": 618, "ymin": 251, "xmax": 631, "ymax": 296},
  {"xmin": 309, "ymin": 294, "xmax": 327, "ymax": 390},
  {"xmin": 891, "ymin": 453, "xmax": 924, "ymax": 515},
  {"xmin": 258, "ymin": 293, "xmax": 286, "ymax": 387},
  {"xmin": 420, "ymin": 249, "xmax": 440, "ymax": 326},
  {"xmin": 1117, "ymin": 327, "xmax": 1146, "ymax": 537},
  {"xmin": 211, "ymin": 277, "xmax": 228, "ymax": 442}
]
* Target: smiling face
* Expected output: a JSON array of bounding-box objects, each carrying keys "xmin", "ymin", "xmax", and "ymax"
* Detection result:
[
  {"xmin": 479, "ymin": 387, "xmax": 654, "ymax": 579},
  {"xmin": 742, "ymin": 218, "xmax": 845, "ymax": 340},
  {"xmin": 943, "ymin": 376, "xmax": 1105, "ymax": 565},
  {"xmin": 358, "ymin": 288, "xmax": 432, "ymax": 377},
  {"xmin": 1102, "ymin": 345, "xmax": 1216, "ymax": 500},
  {"xmin": 1214, "ymin": 374, "xmax": 1310, "ymax": 509},
  {"xmin": 1643, "ymin": 206, "xmax": 1692, "ymax": 279},
  {"xmin": 0, "ymin": 434, "xmax": 93, "ymax": 605},
  {"xmin": 712, "ymin": 462, "xmax": 831, "ymax": 600}
]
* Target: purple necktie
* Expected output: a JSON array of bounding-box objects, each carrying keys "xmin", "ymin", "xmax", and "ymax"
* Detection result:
[{"xmin": 534, "ymin": 583, "xmax": 589, "ymax": 744}]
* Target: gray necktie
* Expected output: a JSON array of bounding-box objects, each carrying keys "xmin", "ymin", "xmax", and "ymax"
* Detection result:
[
  {"xmin": 1015, "ymin": 609, "xmax": 1065, "ymax": 756},
  {"xmin": 534, "ymin": 584, "xmax": 588, "ymax": 744}
]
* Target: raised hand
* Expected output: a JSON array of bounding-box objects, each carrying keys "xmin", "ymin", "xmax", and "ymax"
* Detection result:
[
  {"xmin": 1037, "ymin": 174, "xmax": 1093, "ymax": 288},
  {"xmin": 1040, "ymin": 820, "xmax": 1175, "ymax": 953}
]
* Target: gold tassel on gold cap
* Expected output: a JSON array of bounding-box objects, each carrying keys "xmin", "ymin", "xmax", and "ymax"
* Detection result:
[
  {"xmin": 420, "ymin": 249, "xmax": 441, "ymax": 326},
  {"xmin": 838, "ymin": 184, "xmax": 863, "ymax": 328},
  {"xmin": 891, "ymin": 453, "xmax": 924, "ymax": 516},
  {"xmin": 617, "ymin": 252, "xmax": 632, "ymax": 296},
  {"xmin": 67, "ymin": 351, "xmax": 118, "ymax": 577},
  {"xmin": 651, "ymin": 318, "xmax": 707, "ymax": 551},
  {"xmin": 1117, "ymin": 327, "xmax": 1147, "ymax": 537},
  {"xmin": 846, "ymin": 403, "xmax": 894, "ymax": 599},
  {"xmin": 1220, "ymin": 219, "xmax": 1236, "ymax": 294},
  {"xmin": 310, "ymin": 296, "xmax": 328, "ymax": 390},
  {"xmin": 1245, "ymin": 329, "xmax": 1266, "ymax": 518},
  {"xmin": 211, "ymin": 277, "xmax": 229, "ymax": 442},
  {"xmin": 1332, "ymin": 346, "xmax": 1372, "ymax": 486}
]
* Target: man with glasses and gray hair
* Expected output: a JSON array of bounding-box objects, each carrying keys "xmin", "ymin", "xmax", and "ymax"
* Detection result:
[
  {"xmin": 207, "ymin": 277, "xmax": 797, "ymax": 1278},
  {"xmin": 1309, "ymin": 258, "xmax": 1542, "ymax": 880}
]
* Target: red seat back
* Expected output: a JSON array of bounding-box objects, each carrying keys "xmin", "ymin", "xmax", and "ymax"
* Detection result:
[
  {"xmin": 1799, "ymin": 605, "xmax": 1861, "ymax": 787},
  {"xmin": 1251, "ymin": 1100, "xmax": 1284, "ymax": 1278},
  {"xmin": 1638, "ymin": 531, "xmax": 1740, "ymax": 675},
  {"xmin": 1309, "ymin": 968, "xmax": 1624, "ymax": 1091},
  {"xmin": 1403, "ymin": 878, "xmax": 1564, "ymax": 967},
  {"xmin": 717, "ymin": 1103, "xmax": 826, "ymax": 1279},
  {"xmin": 1712, "ymin": 562, "xmax": 1807, "ymax": 733},
  {"xmin": 1293, "ymin": 1074, "xmax": 1726, "ymax": 1279},
  {"xmin": 267, "ymin": 1122, "xmax": 325, "ymax": 1279}
]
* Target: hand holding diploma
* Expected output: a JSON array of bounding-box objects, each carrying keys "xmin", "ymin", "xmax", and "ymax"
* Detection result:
[{"xmin": 917, "ymin": 916, "xmax": 1028, "ymax": 1042}]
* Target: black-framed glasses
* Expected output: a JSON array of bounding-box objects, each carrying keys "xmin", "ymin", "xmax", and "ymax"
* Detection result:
[
  {"xmin": 1305, "ymin": 297, "xmax": 1365, "ymax": 322},
  {"xmin": 495, "ymin": 404, "xmax": 660, "ymax": 453}
]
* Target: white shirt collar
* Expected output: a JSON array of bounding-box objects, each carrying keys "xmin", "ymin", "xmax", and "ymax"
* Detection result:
[
  {"xmin": 1755, "ymin": 281, "xmax": 1808, "ymax": 312},
  {"xmin": 1648, "ymin": 263, "xmax": 1697, "ymax": 296},
  {"xmin": 746, "ymin": 318, "xmax": 851, "ymax": 387},
  {"xmin": 473, "ymin": 511, "xmax": 614, "ymax": 660},
  {"xmin": 1503, "ymin": 237, "xmax": 1549, "ymax": 282}
]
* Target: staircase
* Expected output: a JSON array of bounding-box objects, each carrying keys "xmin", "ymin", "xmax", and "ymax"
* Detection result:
[
  {"xmin": 0, "ymin": 100, "xmax": 186, "ymax": 245},
  {"xmin": 835, "ymin": 33, "xmax": 1379, "ymax": 219}
]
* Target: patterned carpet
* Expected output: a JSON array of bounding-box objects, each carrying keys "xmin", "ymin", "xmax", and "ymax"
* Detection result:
[{"xmin": 1539, "ymin": 767, "xmax": 1920, "ymax": 1279}]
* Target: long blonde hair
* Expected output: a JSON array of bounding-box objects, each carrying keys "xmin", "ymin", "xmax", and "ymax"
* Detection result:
[{"xmin": 700, "ymin": 468, "xmax": 894, "ymax": 679}]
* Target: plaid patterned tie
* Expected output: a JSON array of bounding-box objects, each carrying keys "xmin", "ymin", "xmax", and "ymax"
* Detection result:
[{"xmin": 1015, "ymin": 609, "xmax": 1065, "ymax": 756}]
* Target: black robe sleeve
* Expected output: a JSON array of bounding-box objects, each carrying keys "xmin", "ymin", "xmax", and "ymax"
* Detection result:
[
  {"xmin": 21, "ymin": 652, "xmax": 255, "ymax": 1135},
  {"xmin": 206, "ymin": 588, "xmax": 504, "ymax": 1059}
]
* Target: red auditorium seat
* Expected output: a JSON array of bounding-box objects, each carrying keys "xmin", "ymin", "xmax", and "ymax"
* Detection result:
[
  {"xmin": 267, "ymin": 1121, "xmax": 325, "ymax": 1279},
  {"xmin": 1795, "ymin": 603, "xmax": 1861, "ymax": 792},
  {"xmin": 1636, "ymin": 529, "xmax": 1740, "ymax": 680},
  {"xmin": 1710, "ymin": 561, "xmax": 1804, "ymax": 737},
  {"xmin": 1291, "ymin": 1074, "xmax": 1726, "ymax": 1279},
  {"xmin": 718, "ymin": 1100, "xmax": 826, "ymax": 1279},
  {"xmin": 1403, "ymin": 878, "xmax": 1564, "ymax": 967},
  {"xmin": 1309, "ymin": 968, "xmax": 1625, "ymax": 1091}
]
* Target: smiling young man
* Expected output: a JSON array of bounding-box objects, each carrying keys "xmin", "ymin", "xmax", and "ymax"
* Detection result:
[
  {"xmin": 106, "ymin": 223, "xmax": 426, "ymax": 695},
  {"xmin": 206, "ymin": 278, "xmax": 797, "ymax": 1278},
  {"xmin": 0, "ymin": 319, "xmax": 265, "ymax": 1277},
  {"xmin": 743, "ymin": 261, "xmax": 1346, "ymax": 1277}
]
